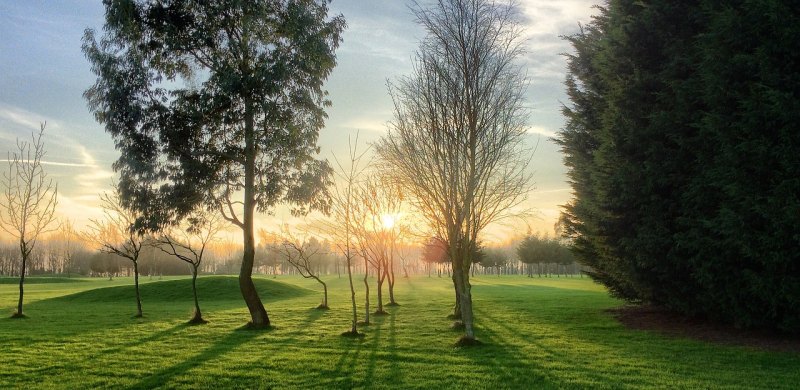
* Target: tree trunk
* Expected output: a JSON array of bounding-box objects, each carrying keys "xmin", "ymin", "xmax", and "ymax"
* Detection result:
[
  {"xmin": 322, "ymin": 281, "xmax": 328, "ymax": 308},
  {"xmin": 346, "ymin": 255, "xmax": 358, "ymax": 333},
  {"xmin": 363, "ymin": 257, "xmax": 370, "ymax": 324},
  {"xmin": 453, "ymin": 266, "xmax": 475, "ymax": 340},
  {"xmin": 451, "ymin": 272, "xmax": 461, "ymax": 319},
  {"xmin": 387, "ymin": 257, "xmax": 397, "ymax": 305},
  {"xmin": 191, "ymin": 266, "xmax": 203, "ymax": 322},
  {"xmin": 240, "ymin": 97, "xmax": 270, "ymax": 328},
  {"xmin": 16, "ymin": 249, "xmax": 26, "ymax": 316},
  {"xmin": 133, "ymin": 260, "xmax": 143, "ymax": 317},
  {"xmin": 376, "ymin": 266, "xmax": 385, "ymax": 314}
]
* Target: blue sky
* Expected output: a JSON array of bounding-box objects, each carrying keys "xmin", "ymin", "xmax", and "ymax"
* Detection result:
[{"xmin": 0, "ymin": 0, "xmax": 598, "ymax": 240}]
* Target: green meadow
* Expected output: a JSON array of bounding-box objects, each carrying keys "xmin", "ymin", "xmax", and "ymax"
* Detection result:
[{"xmin": 1, "ymin": 275, "xmax": 798, "ymax": 389}]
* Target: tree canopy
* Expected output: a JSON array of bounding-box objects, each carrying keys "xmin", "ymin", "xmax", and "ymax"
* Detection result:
[{"xmin": 83, "ymin": 0, "xmax": 346, "ymax": 327}]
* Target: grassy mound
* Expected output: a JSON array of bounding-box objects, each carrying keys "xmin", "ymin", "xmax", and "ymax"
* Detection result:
[{"xmin": 49, "ymin": 276, "xmax": 310, "ymax": 304}]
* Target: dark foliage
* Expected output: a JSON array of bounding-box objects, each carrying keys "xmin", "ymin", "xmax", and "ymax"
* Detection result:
[{"xmin": 559, "ymin": 0, "xmax": 800, "ymax": 332}]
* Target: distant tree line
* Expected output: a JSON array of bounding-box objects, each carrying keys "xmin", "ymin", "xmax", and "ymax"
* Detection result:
[{"xmin": 559, "ymin": 1, "xmax": 800, "ymax": 332}]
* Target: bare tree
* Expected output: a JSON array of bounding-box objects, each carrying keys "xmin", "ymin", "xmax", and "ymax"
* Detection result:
[
  {"xmin": 86, "ymin": 187, "xmax": 149, "ymax": 318},
  {"xmin": 275, "ymin": 230, "xmax": 330, "ymax": 309},
  {"xmin": 154, "ymin": 210, "xmax": 225, "ymax": 323},
  {"xmin": 376, "ymin": 0, "xmax": 531, "ymax": 343},
  {"xmin": 321, "ymin": 135, "xmax": 369, "ymax": 336},
  {"xmin": 0, "ymin": 124, "xmax": 58, "ymax": 318},
  {"xmin": 350, "ymin": 173, "xmax": 405, "ymax": 314},
  {"xmin": 56, "ymin": 219, "xmax": 78, "ymax": 277}
]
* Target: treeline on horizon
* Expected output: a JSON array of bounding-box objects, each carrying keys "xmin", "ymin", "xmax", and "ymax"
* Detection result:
[
  {"xmin": 0, "ymin": 233, "xmax": 580, "ymax": 279},
  {"xmin": 559, "ymin": 1, "xmax": 799, "ymax": 332}
]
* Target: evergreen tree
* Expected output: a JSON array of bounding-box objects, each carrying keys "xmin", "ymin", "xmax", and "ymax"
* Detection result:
[{"xmin": 560, "ymin": 0, "xmax": 800, "ymax": 332}]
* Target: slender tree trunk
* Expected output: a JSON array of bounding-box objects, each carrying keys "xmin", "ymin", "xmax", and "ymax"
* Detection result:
[
  {"xmin": 240, "ymin": 97, "xmax": 270, "ymax": 328},
  {"xmin": 388, "ymin": 258, "xmax": 397, "ymax": 305},
  {"xmin": 322, "ymin": 281, "xmax": 328, "ymax": 308},
  {"xmin": 376, "ymin": 267, "xmax": 385, "ymax": 314},
  {"xmin": 133, "ymin": 260, "xmax": 143, "ymax": 317},
  {"xmin": 363, "ymin": 257, "xmax": 370, "ymax": 324},
  {"xmin": 191, "ymin": 266, "xmax": 203, "ymax": 322},
  {"xmin": 16, "ymin": 250, "xmax": 26, "ymax": 316},
  {"xmin": 346, "ymin": 255, "xmax": 358, "ymax": 333}
]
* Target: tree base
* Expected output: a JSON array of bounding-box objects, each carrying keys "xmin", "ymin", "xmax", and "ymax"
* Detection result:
[
  {"xmin": 373, "ymin": 310, "xmax": 389, "ymax": 316},
  {"xmin": 450, "ymin": 321, "xmax": 465, "ymax": 330},
  {"xmin": 386, "ymin": 302, "xmax": 400, "ymax": 307},
  {"xmin": 454, "ymin": 335, "xmax": 482, "ymax": 347},
  {"xmin": 315, "ymin": 304, "xmax": 330, "ymax": 310},
  {"xmin": 446, "ymin": 313, "xmax": 462, "ymax": 320},
  {"xmin": 242, "ymin": 321, "xmax": 273, "ymax": 331},
  {"xmin": 10, "ymin": 312, "xmax": 26, "ymax": 319},
  {"xmin": 340, "ymin": 330, "xmax": 365, "ymax": 338},
  {"xmin": 188, "ymin": 317, "xmax": 208, "ymax": 325},
  {"xmin": 133, "ymin": 313, "xmax": 144, "ymax": 319}
]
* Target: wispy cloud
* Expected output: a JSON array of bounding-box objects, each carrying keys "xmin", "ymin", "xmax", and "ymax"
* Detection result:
[{"xmin": 0, "ymin": 159, "xmax": 95, "ymax": 167}]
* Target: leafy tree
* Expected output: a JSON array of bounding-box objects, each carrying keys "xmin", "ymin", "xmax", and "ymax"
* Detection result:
[
  {"xmin": 478, "ymin": 248, "xmax": 508, "ymax": 275},
  {"xmin": 0, "ymin": 125, "xmax": 58, "ymax": 318},
  {"xmin": 83, "ymin": 0, "xmax": 345, "ymax": 328},
  {"xmin": 559, "ymin": 1, "xmax": 800, "ymax": 332}
]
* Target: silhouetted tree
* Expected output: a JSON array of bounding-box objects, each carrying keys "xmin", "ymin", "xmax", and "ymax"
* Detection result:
[
  {"xmin": 377, "ymin": 0, "xmax": 532, "ymax": 343},
  {"xmin": 0, "ymin": 124, "xmax": 58, "ymax": 318},
  {"xmin": 155, "ymin": 210, "xmax": 225, "ymax": 323},
  {"xmin": 83, "ymin": 0, "xmax": 346, "ymax": 328},
  {"xmin": 86, "ymin": 187, "xmax": 148, "ymax": 317},
  {"xmin": 276, "ymin": 232, "xmax": 330, "ymax": 309}
]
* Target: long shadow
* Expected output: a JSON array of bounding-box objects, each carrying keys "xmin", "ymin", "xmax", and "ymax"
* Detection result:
[
  {"xmin": 323, "ymin": 333, "xmax": 365, "ymax": 387},
  {"xmin": 467, "ymin": 308, "xmax": 549, "ymax": 387},
  {"xmin": 362, "ymin": 318, "xmax": 383, "ymax": 385},
  {"xmin": 128, "ymin": 327, "xmax": 261, "ymax": 389},
  {"xmin": 278, "ymin": 307, "xmax": 329, "ymax": 344}
]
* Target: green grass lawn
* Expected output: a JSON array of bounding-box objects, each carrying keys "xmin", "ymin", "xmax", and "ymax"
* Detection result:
[{"xmin": 1, "ymin": 274, "xmax": 798, "ymax": 389}]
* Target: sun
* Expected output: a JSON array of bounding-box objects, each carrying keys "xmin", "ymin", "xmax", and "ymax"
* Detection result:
[{"xmin": 381, "ymin": 214, "xmax": 396, "ymax": 229}]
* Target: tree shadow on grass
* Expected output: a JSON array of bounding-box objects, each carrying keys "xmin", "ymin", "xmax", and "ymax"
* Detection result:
[
  {"xmin": 128, "ymin": 326, "xmax": 261, "ymax": 389},
  {"xmin": 465, "ymin": 308, "xmax": 562, "ymax": 388}
]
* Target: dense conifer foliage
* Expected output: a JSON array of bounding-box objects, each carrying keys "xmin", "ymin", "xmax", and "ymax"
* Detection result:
[{"xmin": 559, "ymin": 1, "xmax": 800, "ymax": 332}]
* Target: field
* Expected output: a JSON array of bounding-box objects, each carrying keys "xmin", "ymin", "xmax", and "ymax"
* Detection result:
[{"xmin": 1, "ymin": 275, "xmax": 799, "ymax": 389}]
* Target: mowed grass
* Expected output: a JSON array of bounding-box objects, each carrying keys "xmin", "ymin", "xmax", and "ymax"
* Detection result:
[{"xmin": 1, "ymin": 275, "xmax": 799, "ymax": 389}]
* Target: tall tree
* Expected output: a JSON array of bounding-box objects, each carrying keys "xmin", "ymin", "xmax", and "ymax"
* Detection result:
[
  {"xmin": 376, "ymin": 0, "xmax": 532, "ymax": 343},
  {"xmin": 0, "ymin": 124, "xmax": 58, "ymax": 318},
  {"xmin": 559, "ymin": 1, "xmax": 800, "ymax": 332},
  {"xmin": 323, "ymin": 136, "xmax": 369, "ymax": 336},
  {"xmin": 87, "ymin": 187, "xmax": 148, "ymax": 318},
  {"xmin": 83, "ymin": 0, "xmax": 345, "ymax": 328}
]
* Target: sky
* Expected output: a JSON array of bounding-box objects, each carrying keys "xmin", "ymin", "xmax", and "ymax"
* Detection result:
[{"xmin": 0, "ymin": 0, "xmax": 599, "ymax": 243}]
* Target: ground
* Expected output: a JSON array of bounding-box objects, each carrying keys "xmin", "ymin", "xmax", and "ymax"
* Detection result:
[{"xmin": 1, "ymin": 275, "xmax": 798, "ymax": 389}]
